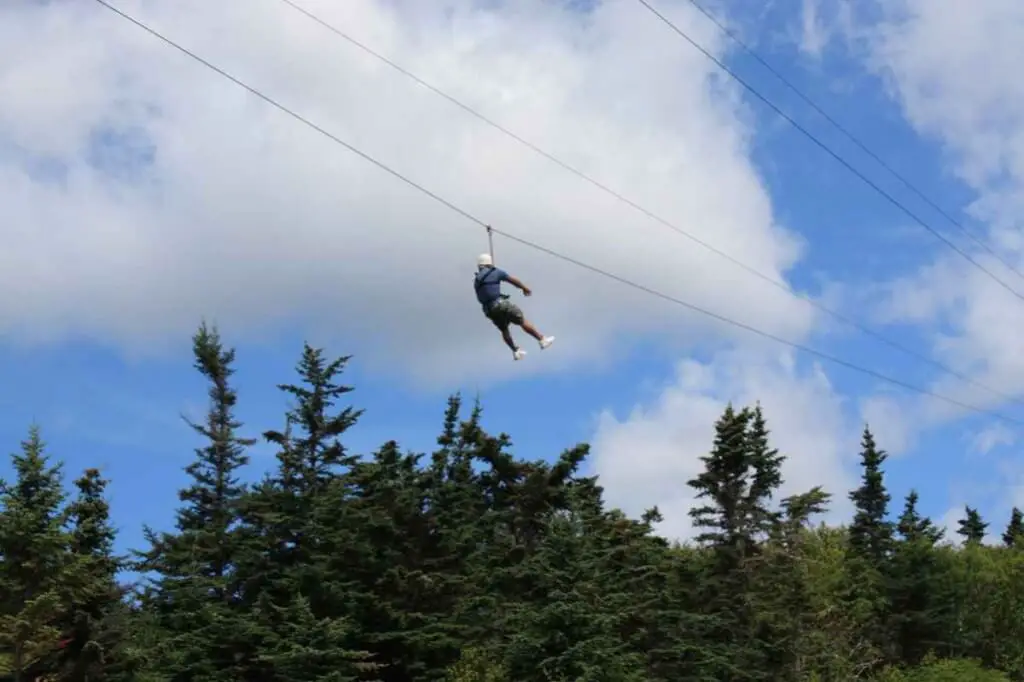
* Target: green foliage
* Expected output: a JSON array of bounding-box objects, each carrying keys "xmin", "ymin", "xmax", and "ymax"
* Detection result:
[
  {"xmin": 0, "ymin": 427, "xmax": 73, "ymax": 680},
  {"xmin": 133, "ymin": 323, "xmax": 258, "ymax": 680},
  {"xmin": 445, "ymin": 648, "xmax": 507, "ymax": 682},
  {"xmin": 4, "ymin": 323, "xmax": 1024, "ymax": 682},
  {"xmin": 55, "ymin": 468, "xmax": 128, "ymax": 682},
  {"xmin": 874, "ymin": 657, "xmax": 1010, "ymax": 681},
  {"xmin": 888, "ymin": 490, "xmax": 950, "ymax": 667},
  {"xmin": 958, "ymin": 506, "xmax": 988, "ymax": 546},
  {"xmin": 848, "ymin": 427, "xmax": 894, "ymax": 565},
  {"xmin": 1003, "ymin": 507, "xmax": 1024, "ymax": 548}
]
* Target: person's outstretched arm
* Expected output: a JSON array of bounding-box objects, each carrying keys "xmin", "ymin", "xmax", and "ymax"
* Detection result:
[{"xmin": 503, "ymin": 272, "xmax": 532, "ymax": 296}]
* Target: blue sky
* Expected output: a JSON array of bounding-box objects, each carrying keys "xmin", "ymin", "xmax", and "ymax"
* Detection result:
[{"xmin": 3, "ymin": 0, "xmax": 1024, "ymax": 554}]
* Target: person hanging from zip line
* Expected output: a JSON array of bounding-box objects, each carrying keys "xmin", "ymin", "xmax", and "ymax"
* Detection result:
[{"xmin": 474, "ymin": 252, "xmax": 554, "ymax": 361}]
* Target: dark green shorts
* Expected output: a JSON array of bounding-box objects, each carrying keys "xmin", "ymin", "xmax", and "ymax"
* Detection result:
[{"xmin": 484, "ymin": 299, "xmax": 524, "ymax": 329}]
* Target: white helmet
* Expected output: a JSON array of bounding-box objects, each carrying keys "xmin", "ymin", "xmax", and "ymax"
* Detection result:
[{"xmin": 477, "ymin": 253, "xmax": 493, "ymax": 268}]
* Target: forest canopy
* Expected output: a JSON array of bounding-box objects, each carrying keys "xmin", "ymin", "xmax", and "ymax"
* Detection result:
[{"xmin": 1, "ymin": 323, "xmax": 1022, "ymax": 682}]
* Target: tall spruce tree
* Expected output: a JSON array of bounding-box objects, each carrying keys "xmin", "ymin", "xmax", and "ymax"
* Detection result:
[
  {"xmin": 502, "ymin": 481, "xmax": 648, "ymax": 682},
  {"xmin": 136, "ymin": 322, "xmax": 255, "ymax": 679},
  {"xmin": 0, "ymin": 427, "xmax": 72, "ymax": 682},
  {"xmin": 889, "ymin": 490, "xmax": 949, "ymax": 666},
  {"xmin": 394, "ymin": 397, "xmax": 491, "ymax": 680},
  {"xmin": 744, "ymin": 404, "xmax": 784, "ymax": 540},
  {"xmin": 896, "ymin": 490, "xmax": 943, "ymax": 545},
  {"xmin": 748, "ymin": 487, "xmax": 831, "ymax": 681},
  {"xmin": 56, "ymin": 468, "xmax": 125, "ymax": 682},
  {"xmin": 335, "ymin": 439, "xmax": 430, "ymax": 681},
  {"xmin": 21, "ymin": 320, "xmax": 1024, "ymax": 681},
  {"xmin": 687, "ymin": 404, "xmax": 788, "ymax": 680},
  {"xmin": 236, "ymin": 342, "xmax": 376, "ymax": 681},
  {"xmin": 1003, "ymin": 507, "xmax": 1023, "ymax": 548},
  {"xmin": 847, "ymin": 427, "xmax": 893, "ymax": 564},
  {"xmin": 956, "ymin": 506, "xmax": 987, "ymax": 546},
  {"xmin": 842, "ymin": 426, "xmax": 894, "ymax": 671},
  {"xmin": 689, "ymin": 404, "xmax": 754, "ymax": 563},
  {"xmin": 263, "ymin": 343, "xmax": 362, "ymax": 495}
]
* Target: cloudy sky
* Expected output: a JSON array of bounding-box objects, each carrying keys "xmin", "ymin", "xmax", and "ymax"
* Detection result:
[{"xmin": 2, "ymin": 0, "xmax": 1024, "ymax": 549}]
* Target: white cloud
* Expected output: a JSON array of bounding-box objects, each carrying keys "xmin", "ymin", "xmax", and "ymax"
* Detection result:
[
  {"xmin": 589, "ymin": 346, "xmax": 856, "ymax": 541},
  {"xmin": 938, "ymin": 454, "xmax": 1024, "ymax": 545},
  {"xmin": 798, "ymin": 0, "xmax": 828, "ymax": 59},
  {"xmin": 0, "ymin": 0, "xmax": 818, "ymax": 387},
  {"xmin": 838, "ymin": 0, "xmax": 1024, "ymax": 416},
  {"xmin": 784, "ymin": 0, "xmax": 1024, "ymax": 466},
  {"xmin": 794, "ymin": 0, "xmax": 857, "ymax": 61},
  {"xmin": 859, "ymin": 393, "xmax": 915, "ymax": 456},
  {"xmin": 970, "ymin": 422, "xmax": 1015, "ymax": 456},
  {"xmin": 937, "ymin": 505, "xmax": 963, "ymax": 546}
]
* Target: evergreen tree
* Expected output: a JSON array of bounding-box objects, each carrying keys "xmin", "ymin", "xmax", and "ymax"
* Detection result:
[
  {"xmin": 689, "ymin": 404, "xmax": 754, "ymax": 563},
  {"xmin": 1002, "ymin": 507, "xmax": 1023, "ymax": 548},
  {"xmin": 263, "ymin": 343, "xmax": 362, "ymax": 495},
  {"xmin": 687, "ymin": 404, "xmax": 788, "ymax": 680},
  {"xmin": 744, "ymin": 404, "xmax": 784, "ymax": 539},
  {"xmin": 236, "ymin": 342, "xmax": 376, "ymax": 681},
  {"xmin": 889, "ymin": 490, "xmax": 950, "ymax": 667},
  {"xmin": 896, "ymin": 490, "xmax": 943, "ymax": 545},
  {"xmin": 501, "ymin": 473, "xmax": 697, "ymax": 682},
  {"xmin": 136, "ymin": 323, "xmax": 256, "ymax": 679},
  {"xmin": 957, "ymin": 506, "xmax": 987, "ymax": 546},
  {"xmin": 14, "ymin": 323, "xmax": 1024, "ymax": 682},
  {"xmin": 393, "ymin": 398, "xmax": 492, "ymax": 680},
  {"xmin": 56, "ymin": 468, "xmax": 125, "ymax": 682},
  {"xmin": 335, "ymin": 439, "xmax": 429, "ymax": 681},
  {"xmin": 748, "ymin": 487, "xmax": 831, "ymax": 681},
  {"xmin": 848, "ymin": 427, "xmax": 893, "ymax": 564},
  {"xmin": 0, "ymin": 427, "xmax": 72, "ymax": 682},
  {"xmin": 842, "ymin": 426, "xmax": 895, "ymax": 671}
]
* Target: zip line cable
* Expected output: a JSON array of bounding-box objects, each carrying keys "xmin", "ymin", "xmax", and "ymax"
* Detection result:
[
  {"xmin": 633, "ymin": 0, "xmax": 1024, "ymax": 306},
  {"xmin": 682, "ymin": 0, "xmax": 1024, "ymax": 286},
  {"xmin": 269, "ymin": 0, "xmax": 1024, "ymax": 408},
  {"xmin": 91, "ymin": 0, "xmax": 1024, "ymax": 427}
]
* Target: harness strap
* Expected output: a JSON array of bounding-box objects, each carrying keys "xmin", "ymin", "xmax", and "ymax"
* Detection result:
[
  {"xmin": 474, "ymin": 267, "xmax": 506, "ymax": 293},
  {"xmin": 475, "ymin": 267, "xmax": 509, "ymax": 311}
]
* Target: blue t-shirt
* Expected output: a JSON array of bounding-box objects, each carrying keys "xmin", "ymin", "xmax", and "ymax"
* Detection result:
[{"xmin": 474, "ymin": 266, "xmax": 509, "ymax": 305}]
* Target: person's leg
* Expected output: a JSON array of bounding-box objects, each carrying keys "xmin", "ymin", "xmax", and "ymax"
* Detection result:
[
  {"xmin": 509, "ymin": 304, "xmax": 553, "ymax": 348},
  {"xmin": 488, "ymin": 304, "xmax": 522, "ymax": 355},
  {"xmin": 506, "ymin": 303, "xmax": 540, "ymax": 339},
  {"xmin": 519, "ymin": 319, "xmax": 544, "ymax": 341},
  {"xmin": 498, "ymin": 325, "xmax": 517, "ymax": 351}
]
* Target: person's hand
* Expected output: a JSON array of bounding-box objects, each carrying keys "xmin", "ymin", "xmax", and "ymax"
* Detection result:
[{"xmin": 522, "ymin": 287, "xmax": 533, "ymax": 297}]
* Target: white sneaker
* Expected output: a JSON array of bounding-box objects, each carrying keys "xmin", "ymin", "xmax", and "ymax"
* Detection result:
[
  {"xmin": 513, "ymin": 348, "xmax": 527, "ymax": 361},
  {"xmin": 539, "ymin": 336, "xmax": 555, "ymax": 350}
]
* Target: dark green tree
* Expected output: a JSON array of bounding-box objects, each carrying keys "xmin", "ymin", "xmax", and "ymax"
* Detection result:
[
  {"xmin": 842, "ymin": 426, "xmax": 894, "ymax": 671},
  {"xmin": 1002, "ymin": 508, "xmax": 1023, "ymax": 548},
  {"xmin": 136, "ymin": 322, "xmax": 256, "ymax": 679},
  {"xmin": 0, "ymin": 427, "xmax": 72, "ymax": 682},
  {"xmin": 847, "ymin": 427, "xmax": 893, "ymax": 564},
  {"xmin": 957, "ymin": 506, "xmax": 987, "ymax": 546},
  {"xmin": 745, "ymin": 404, "xmax": 785, "ymax": 538},
  {"xmin": 502, "ymin": 476, "xmax": 652, "ymax": 682},
  {"xmin": 235, "ymin": 342, "xmax": 376, "ymax": 681},
  {"xmin": 56, "ymin": 468, "xmax": 126, "ymax": 682},
  {"xmin": 889, "ymin": 490, "xmax": 950, "ymax": 667},
  {"xmin": 687, "ymin": 404, "xmax": 789, "ymax": 680},
  {"xmin": 748, "ymin": 487, "xmax": 831, "ymax": 681},
  {"xmin": 263, "ymin": 343, "xmax": 362, "ymax": 495},
  {"xmin": 18, "ymin": 322, "xmax": 1024, "ymax": 682},
  {"xmin": 896, "ymin": 491, "xmax": 943, "ymax": 545},
  {"xmin": 689, "ymin": 404, "xmax": 755, "ymax": 562}
]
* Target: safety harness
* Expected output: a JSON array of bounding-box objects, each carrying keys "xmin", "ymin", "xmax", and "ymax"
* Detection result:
[{"xmin": 474, "ymin": 266, "xmax": 509, "ymax": 311}]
